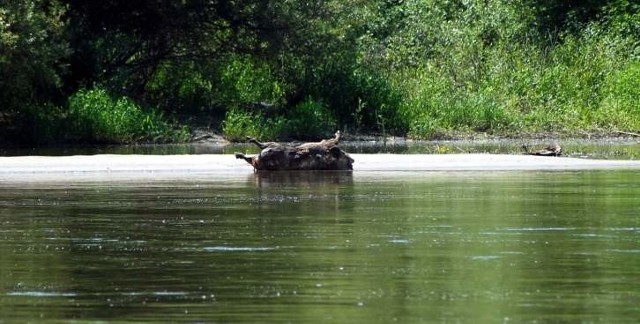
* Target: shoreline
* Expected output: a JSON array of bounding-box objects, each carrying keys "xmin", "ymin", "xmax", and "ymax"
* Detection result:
[
  {"xmin": 2, "ymin": 128, "xmax": 639, "ymax": 151},
  {"xmin": 2, "ymin": 153, "xmax": 640, "ymax": 184},
  {"xmin": 187, "ymin": 129, "xmax": 640, "ymax": 145}
]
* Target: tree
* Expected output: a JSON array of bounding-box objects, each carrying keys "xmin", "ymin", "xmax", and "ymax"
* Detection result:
[
  {"xmin": 0, "ymin": 0, "xmax": 68, "ymax": 114},
  {"xmin": 63, "ymin": 0, "xmax": 293, "ymax": 98}
]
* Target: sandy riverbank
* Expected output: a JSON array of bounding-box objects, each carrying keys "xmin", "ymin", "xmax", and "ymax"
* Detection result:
[{"xmin": 1, "ymin": 154, "xmax": 640, "ymax": 183}]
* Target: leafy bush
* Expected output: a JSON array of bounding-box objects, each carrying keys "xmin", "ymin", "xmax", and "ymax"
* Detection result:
[
  {"xmin": 4, "ymin": 0, "xmax": 640, "ymax": 146},
  {"xmin": 217, "ymin": 55, "xmax": 286, "ymax": 107},
  {"xmin": 391, "ymin": 4, "xmax": 640, "ymax": 139},
  {"xmin": 221, "ymin": 109, "xmax": 264, "ymax": 141},
  {"xmin": 67, "ymin": 88, "xmax": 188, "ymax": 143},
  {"xmin": 304, "ymin": 63, "xmax": 405, "ymax": 135},
  {"xmin": 284, "ymin": 99, "xmax": 336, "ymax": 139},
  {"xmin": 0, "ymin": 0, "xmax": 68, "ymax": 116},
  {"xmin": 222, "ymin": 99, "xmax": 335, "ymax": 141},
  {"xmin": 596, "ymin": 61, "xmax": 640, "ymax": 130},
  {"xmin": 146, "ymin": 61, "xmax": 218, "ymax": 115},
  {"xmin": 222, "ymin": 109, "xmax": 285, "ymax": 141}
]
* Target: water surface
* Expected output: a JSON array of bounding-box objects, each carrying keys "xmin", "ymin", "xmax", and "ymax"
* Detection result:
[{"xmin": 1, "ymin": 170, "xmax": 639, "ymax": 322}]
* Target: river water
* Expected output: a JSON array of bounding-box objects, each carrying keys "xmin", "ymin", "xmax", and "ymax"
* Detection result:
[{"xmin": 1, "ymin": 169, "xmax": 639, "ymax": 322}]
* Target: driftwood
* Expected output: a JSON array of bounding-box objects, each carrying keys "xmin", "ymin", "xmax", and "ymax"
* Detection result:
[
  {"xmin": 522, "ymin": 143, "xmax": 562, "ymax": 157},
  {"xmin": 235, "ymin": 131, "xmax": 354, "ymax": 171},
  {"xmin": 615, "ymin": 130, "xmax": 640, "ymax": 138}
]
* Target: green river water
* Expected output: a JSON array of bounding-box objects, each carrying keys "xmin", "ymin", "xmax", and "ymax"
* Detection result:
[{"xmin": 1, "ymin": 169, "xmax": 639, "ymax": 322}]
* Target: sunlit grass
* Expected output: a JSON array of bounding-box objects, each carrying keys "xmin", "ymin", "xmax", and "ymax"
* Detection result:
[
  {"xmin": 67, "ymin": 88, "xmax": 189, "ymax": 144},
  {"xmin": 397, "ymin": 32, "xmax": 639, "ymax": 139}
]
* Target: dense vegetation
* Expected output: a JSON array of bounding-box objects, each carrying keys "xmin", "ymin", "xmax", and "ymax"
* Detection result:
[{"xmin": 1, "ymin": 0, "xmax": 639, "ymax": 145}]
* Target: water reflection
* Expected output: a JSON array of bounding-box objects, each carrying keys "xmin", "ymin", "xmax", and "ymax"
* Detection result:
[
  {"xmin": 249, "ymin": 171, "xmax": 353, "ymax": 188},
  {"xmin": 1, "ymin": 170, "xmax": 640, "ymax": 322}
]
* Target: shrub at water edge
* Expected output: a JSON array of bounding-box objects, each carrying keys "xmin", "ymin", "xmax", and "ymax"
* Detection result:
[{"xmin": 67, "ymin": 88, "xmax": 189, "ymax": 144}]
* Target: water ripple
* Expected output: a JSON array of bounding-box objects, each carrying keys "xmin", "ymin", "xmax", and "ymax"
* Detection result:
[
  {"xmin": 7, "ymin": 291, "xmax": 78, "ymax": 297},
  {"xmin": 503, "ymin": 227, "xmax": 576, "ymax": 232},
  {"xmin": 606, "ymin": 249, "xmax": 640, "ymax": 253},
  {"xmin": 203, "ymin": 246, "xmax": 276, "ymax": 252}
]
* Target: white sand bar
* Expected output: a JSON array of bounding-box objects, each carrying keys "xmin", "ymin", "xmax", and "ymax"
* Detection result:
[{"xmin": 1, "ymin": 154, "xmax": 640, "ymax": 183}]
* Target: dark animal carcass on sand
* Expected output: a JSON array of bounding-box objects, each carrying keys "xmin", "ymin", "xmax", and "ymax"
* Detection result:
[
  {"xmin": 522, "ymin": 143, "xmax": 562, "ymax": 157},
  {"xmin": 235, "ymin": 131, "xmax": 354, "ymax": 171}
]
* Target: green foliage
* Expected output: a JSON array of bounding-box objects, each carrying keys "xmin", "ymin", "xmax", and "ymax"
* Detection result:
[
  {"xmin": 378, "ymin": 0, "xmax": 640, "ymax": 139},
  {"xmin": 222, "ymin": 109, "xmax": 284, "ymax": 142},
  {"xmin": 64, "ymin": 0, "xmax": 281, "ymax": 96},
  {"xmin": 217, "ymin": 56, "xmax": 286, "ymax": 106},
  {"xmin": 222, "ymin": 99, "xmax": 335, "ymax": 141},
  {"xmin": 67, "ymin": 88, "xmax": 189, "ymax": 143},
  {"xmin": 399, "ymin": 68, "xmax": 515, "ymax": 139},
  {"xmin": 601, "ymin": 0, "xmax": 640, "ymax": 39},
  {"xmin": 146, "ymin": 55, "xmax": 287, "ymax": 125},
  {"xmin": 303, "ymin": 63, "xmax": 405, "ymax": 134},
  {"xmin": 284, "ymin": 99, "xmax": 336, "ymax": 139},
  {"xmin": 221, "ymin": 109, "xmax": 263, "ymax": 141},
  {"xmin": 0, "ymin": 0, "xmax": 68, "ymax": 113},
  {"xmin": 2, "ymin": 0, "xmax": 640, "ymax": 145},
  {"xmin": 145, "ymin": 61, "xmax": 217, "ymax": 115},
  {"xmin": 596, "ymin": 61, "xmax": 640, "ymax": 130}
]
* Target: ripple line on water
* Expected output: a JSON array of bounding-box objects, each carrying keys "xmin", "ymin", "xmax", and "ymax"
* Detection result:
[
  {"xmin": 6, "ymin": 291, "xmax": 78, "ymax": 297},
  {"xmin": 388, "ymin": 239, "xmax": 412, "ymax": 244},
  {"xmin": 203, "ymin": 246, "xmax": 276, "ymax": 252},
  {"xmin": 118, "ymin": 291, "xmax": 191, "ymax": 297},
  {"xmin": 606, "ymin": 249, "xmax": 640, "ymax": 253},
  {"xmin": 470, "ymin": 255, "xmax": 501, "ymax": 261},
  {"xmin": 503, "ymin": 227, "xmax": 576, "ymax": 232}
]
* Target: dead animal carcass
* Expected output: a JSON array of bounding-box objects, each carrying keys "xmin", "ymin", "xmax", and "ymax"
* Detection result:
[{"xmin": 235, "ymin": 131, "xmax": 354, "ymax": 171}]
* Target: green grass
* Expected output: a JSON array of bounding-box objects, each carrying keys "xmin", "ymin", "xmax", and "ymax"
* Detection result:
[
  {"xmin": 222, "ymin": 99, "xmax": 336, "ymax": 141},
  {"xmin": 67, "ymin": 88, "xmax": 189, "ymax": 144},
  {"xmin": 396, "ymin": 31, "xmax": 640, "ymax": 139},
  {"xmin": 221, "ymin": 109, "xmax": 275, "ymax": 141}
]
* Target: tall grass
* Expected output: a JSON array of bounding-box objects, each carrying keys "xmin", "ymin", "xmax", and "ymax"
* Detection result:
[
  {"xmin": 397, "ymin": 28, "xmax": 640, "ymax": 139},
  {"xmin": 222, "ymin": 99, "xmax": 336, "ymax": 141},
  {"xmin": 221, "ymin": 109, "xmax": 283, "ymax": 141},
  {"xmin": 67, "ymin": 88, "xmax": 189, "ymax": 143}
]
